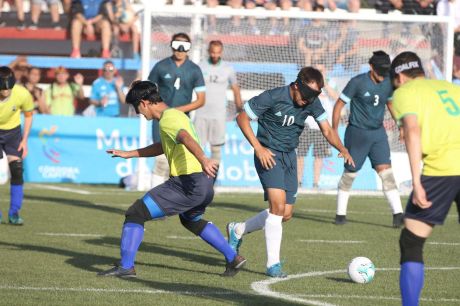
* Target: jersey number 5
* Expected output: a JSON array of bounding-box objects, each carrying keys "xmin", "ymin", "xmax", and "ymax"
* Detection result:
[{"xmin": 437, "ymin": 90, "xmax": 460, "ymax": 116}]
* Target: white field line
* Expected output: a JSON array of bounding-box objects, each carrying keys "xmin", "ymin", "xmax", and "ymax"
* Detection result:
[
  {"xmin": 93, "ymin": 202, "xmax": 130, "ymax": 207},
  {"xmin": 295, "ymin": 294, "xmax": 460, "ymax": 303},
  {"xmin": 427, "ymin": 242, "xmax": 460, "ymax": 246},
  {"xmin": 29, "ymin": 184, "xmax": 91, "ymax": 195},
  {"xmin": 37, "ymin": 233, "xmax": 103, "ymax": 237},
  {"xmin": 298, "ymin": 240, "xmax": 365, "ymax": 244},
  {"xmin": 166, "ymin": 235, "xmax": 200, "ymax": 240},
  {"xmin": 298, "ymin": 208, "xmax": 458, "ymax": 218},
  {"xmin": 251, "ymin": 267, "xmax": 460, "ymax": 306},
  {"xmin": 0, "ymin": 285, "xmax": 235, "ymax": 296}
]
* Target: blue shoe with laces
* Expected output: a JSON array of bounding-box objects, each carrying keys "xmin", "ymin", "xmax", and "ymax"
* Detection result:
[
  {"xmin": 226, "ymin": 222, "xmax": 243, "ymax": 254},
  {"xmin": 8, "ymin": 214, "xmax": 24, "ymax": 225},
  {"xmin": 266, "ymin": 262, "xmax": 287, "ymax": 278}
]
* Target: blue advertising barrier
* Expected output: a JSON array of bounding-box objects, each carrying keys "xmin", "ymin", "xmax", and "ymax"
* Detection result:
[{"xmin": 24, "ymin": 114, "xmax": 377, "ymax": 190}]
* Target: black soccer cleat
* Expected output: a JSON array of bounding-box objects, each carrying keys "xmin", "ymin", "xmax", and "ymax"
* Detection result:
[
  {"xmin": 221, "ymin": 255, "xmax": 247, "ymax": 277},
  {"xmin": 393, "ymin": 213, "xmax": 404, "ymax": 228},
  {"xmin": 334, "ymin": 214, "xmax": 347, "ymax": 225},
  {"xmin": 97, "ymin": 266, "xmax": 136, "ymax": 278}
]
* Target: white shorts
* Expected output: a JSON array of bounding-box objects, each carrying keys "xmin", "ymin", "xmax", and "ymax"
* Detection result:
[{"xmin": 194, "ymin": 117, "xmax": 226, "ymax": 146}]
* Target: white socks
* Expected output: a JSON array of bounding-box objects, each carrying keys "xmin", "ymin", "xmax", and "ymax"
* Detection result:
[
  {"xmin": 265, "ymin": 213, "xmax": 283, "ymax": 268},
  {"xmin": 336, "ymin": 189, "xmax": 350, "ymax": 215},
  {"xmin": 234, "ymin": 209, "xmax": 269, "ymax": 238},
  {"xmin": 384, "ymin": 189, "xmax": 403, "ymax": 214}
]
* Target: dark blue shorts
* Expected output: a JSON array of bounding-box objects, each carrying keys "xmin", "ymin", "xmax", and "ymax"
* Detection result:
[
  {"xmin": 0, "ymin": 126, "xmax": 22, "ymax": 159},
  {"xmin": 145, "ymin": 172, "xmax": 214, "ymax": 220},
  {"xmin": 254, "ymin": 148, "xmax": 298, "ymax": 204},
  {"xmin": 344, "ymin": 125, "xmax": 391, "ymax": 172},
  {"xmin": 405, "ymin": 175, "xmax": 460, "ymax": 225}
]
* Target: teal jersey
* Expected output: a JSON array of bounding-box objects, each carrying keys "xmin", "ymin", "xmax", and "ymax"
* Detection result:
[
  {"xmin": 148, "ymin": 57, "xmax": 205, "ymax": 108},
  {"xmin": 340, "ymin": 72, "xmax": 393, "ymax": 130},
  {"xmin": 245, "ymin": 85, "xmax": 327, "ymax": 152}
]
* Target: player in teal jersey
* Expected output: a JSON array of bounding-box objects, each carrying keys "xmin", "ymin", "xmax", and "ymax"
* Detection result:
[
  {"xmin": 332, "ymin": 51, "xmax": 404, "ymax": 227},
  {"xmin": 227, "ymin": 67, "xmax": 354, "ymax": 278}
]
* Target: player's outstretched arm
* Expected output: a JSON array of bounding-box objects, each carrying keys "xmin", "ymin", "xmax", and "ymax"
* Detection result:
[
  {"xmin": 236, "ymin": 111, "xmax": 275, "ymax": 169},
  {"xmin": 176, "ymin": 129, "xmax": 219, "ymax": 178},
  {"xmin": 106, "ymin": 143, "xmax": 164, "ymax": 159},
  {"xmin": 318, "ymin": 120, "xmax": 355, "ymax": 168},
  {"xmin": 402, "ymin": 115, "xmax": 432, "ymax": 209}
]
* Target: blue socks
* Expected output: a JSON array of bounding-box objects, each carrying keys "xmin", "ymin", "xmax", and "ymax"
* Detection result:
[
  {"xmin": 199, "ymin": 222, "xmax": 236, "ymax": 263},
  {"xmin": 400, "ymin": 262, "xmax": 424, "ymax": 306},
  {"xmin": 120, "ymin": 223, "xmax": 144, "ymax": 269},
  {"xmin": 9, "ymin": 184, "xmax": 23, "ymax": 216}
]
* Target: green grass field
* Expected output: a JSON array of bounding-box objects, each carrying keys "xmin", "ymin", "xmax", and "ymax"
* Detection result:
[{"xmin": 0, "ymin": 183, "xmax": 459, "ymax": 306}]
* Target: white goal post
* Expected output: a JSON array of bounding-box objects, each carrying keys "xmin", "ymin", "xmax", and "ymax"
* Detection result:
[{"xmin": 137, "ymin": 4, "xmax": 454, "ymax": 192}]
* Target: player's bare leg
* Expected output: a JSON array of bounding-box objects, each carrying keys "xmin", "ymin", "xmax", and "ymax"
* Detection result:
[{"xmin": 375, "ymin": 164, "xmax": 403, "ymax": 227}]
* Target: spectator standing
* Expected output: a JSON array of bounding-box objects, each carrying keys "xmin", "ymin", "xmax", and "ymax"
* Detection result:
[
  {"xmin": 29, "ymin": 0, "xmax": 61, "ymax": 29},
  {"xmin": 70, "ymin": 0, "xmax": 112, "ymax": 58},
  {"xmin": 195, "ymin": 40, "xmax": 243, "ymax": 164},
  {"xmin": 8, "ymin": 56, "xmax": 30, "ymax": 85},
  {"xmin": 45, "ymin": 66, "xmax": 84, "ymax": 116},
  {"xmin": 90, "ymin": 60, "xmax": 126, "ymax": 117},
  {"xmin": 148, "ymin": 32, "xmax": 205, "ymax": 187}
]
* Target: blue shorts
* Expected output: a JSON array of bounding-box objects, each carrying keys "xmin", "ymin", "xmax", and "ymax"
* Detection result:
[
  {"xmin": 0, "ymin": 126, "xmax": 23, "ymax": 159},
  {"xmin": 405, "ymin": 175, "xmax": 460, "ymax": 225},
  {"xmin": 344, "ymin": 125, "xmax": 390, "ymax": 172},
  {"xmin": 254, "ymin": 148, "xmax": 298, "ymax": 204},
  {"xmin": 146, "ymin": 172, "xmax": 214, "ymax": 220}
]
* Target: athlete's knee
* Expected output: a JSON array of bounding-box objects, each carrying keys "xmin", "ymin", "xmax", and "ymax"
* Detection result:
[
  {"xmin": 399, "ymin": 228, "xmax": 426, "ymax": 264},
  {"xmin": 9, "ymin": 159, "xmax": 24, "ymax": 185},
  {"xmin": 338, "ymin": 171, "xmax": 357, "ymax": 191},
  {"xmin": 179, "ymin": 214, "xmax": 208, "ymax": 236},
  {"xmin": 124, "ymin": 199, "xmax": 151, "ymax": 226},
  {"xmin": 378, "ymin": 168, "xmax": 398, "ymax": 191}
]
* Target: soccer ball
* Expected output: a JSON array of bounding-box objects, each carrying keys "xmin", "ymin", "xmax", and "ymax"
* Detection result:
[{"xmin": 347, "ymin": 257, "xmax": 375, "ymax": 284}]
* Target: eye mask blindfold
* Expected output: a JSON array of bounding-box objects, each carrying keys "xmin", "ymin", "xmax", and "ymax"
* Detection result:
[
  {"xmin": 171, "ymin": 40, "xmax": 191, "ymax": 52},
  {"xmin": 0, "ymin": 74, "xmax": 16, "ymax": 90},
  {"xmin": 296, "ymin": 78, "xmax": 321, "ymax": 102}
]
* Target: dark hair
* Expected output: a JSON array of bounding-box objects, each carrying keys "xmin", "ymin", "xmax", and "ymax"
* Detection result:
[
  {"xmin": 209, "ymin": 40, "xmax": 223, "ymax": 49},
  {"xmin": 297, "ymin": 67, "xmax": 324, "ymax": 89},
  {"xmin": 313, "ymin": 3, "xmax": 325, "ymax": 11},
  {"xmin": 391, "ymin": 51, "xmax": 425, "ymax": 79},
  {"xmin": 171, "ymin": 32, "xmax": 191, "ymax": 43},
  {"xmin": 103, "ymin": 60, "xmax": 115, "ymax": 67},
  {"xmin": 126, "ymin": 81, "xmax": 162, "ymax": 111}
]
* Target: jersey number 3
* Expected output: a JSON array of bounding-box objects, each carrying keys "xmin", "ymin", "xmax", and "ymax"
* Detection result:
[
  {"xmin": 374, "ymin": 95, "xmax": 379, "ymax": 106},
  {"xmin": 437, "ymin": 90, "xmax": 460, "ymax": 116}
]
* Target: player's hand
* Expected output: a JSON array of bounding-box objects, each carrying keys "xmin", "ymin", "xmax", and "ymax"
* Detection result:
[
  {"xmin": 74, "ymin": 73, "xmax": 84, "ymax": 86},
  {"xmin": 18, "ymin": 140, "xmax": 28, "ymax": 159},
  {"xmin": 201, "ymin": 158, "xmax": 219, "ymax": 178},
  {"xmin": 338, "ymin": 149, "xmax": 355, "ymax": 168},
  {"xmin": 255, "ymin": 146, "xmax": 276, "ymax": 170},
  {"xmin": 106, "ymin": 149, "xmax": 132, "ymax": 159},
  {"xmin": 412, "ymin": 183, "xmax": 432, "ymax": 209}
]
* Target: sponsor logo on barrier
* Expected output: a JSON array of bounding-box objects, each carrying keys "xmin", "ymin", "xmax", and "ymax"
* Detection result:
[{"xmin": 39, "ymin": 126, "xmax": 61, "ymax": 163}]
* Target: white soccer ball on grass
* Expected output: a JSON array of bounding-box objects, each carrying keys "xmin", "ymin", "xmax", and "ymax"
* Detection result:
[{"xmin": 347, "ymin": 257, "xmax": 375, "ymax": 284}]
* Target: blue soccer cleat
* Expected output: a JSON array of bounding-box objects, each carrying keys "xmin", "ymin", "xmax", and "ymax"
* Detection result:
[
  {"xmin": 266, "ymin": 262, "xmax": 287, "ymax": 278},
  {"xmin": 226, "ymin": 222, "xmax": 243, "ymax": 254}
]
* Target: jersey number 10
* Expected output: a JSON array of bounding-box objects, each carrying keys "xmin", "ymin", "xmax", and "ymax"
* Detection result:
[{"xmin": 282, "ymin": 115, "xmax": 295, "ymax": 126}]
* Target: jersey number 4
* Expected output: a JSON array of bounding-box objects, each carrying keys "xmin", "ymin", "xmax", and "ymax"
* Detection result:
[{"xmin": 437, "ymin": 90, "xmax": 460, "ymax": 116}]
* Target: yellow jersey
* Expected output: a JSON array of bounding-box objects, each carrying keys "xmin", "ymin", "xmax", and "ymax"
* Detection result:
[
  {"xmin": 159, "ymin": 108, "xmax": 203, "ymax": 176},
  {"xmin": 0, "ymin": 85, "xmax": 34, "ymax": 130},
  {"xmin": 393, "ymin": 78, "xmax": 460, "ymax": 176}
]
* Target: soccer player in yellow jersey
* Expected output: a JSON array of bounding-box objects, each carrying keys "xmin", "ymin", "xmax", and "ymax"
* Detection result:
[
  {"xmin": 98, "ymin": 81, "xmax": 246, "ymax": 278},
  {"xmin": 391, "ymin": 51, "xmax": 460, "ymax": 306},
  {"xmin": 0, "ymin": 66, "xmax": 34, "ymax": 225}
]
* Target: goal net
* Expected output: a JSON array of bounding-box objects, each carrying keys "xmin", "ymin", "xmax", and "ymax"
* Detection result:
[{"xmin": 140, "ymin": 4, "xmax": 453, "ymax": 193}]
